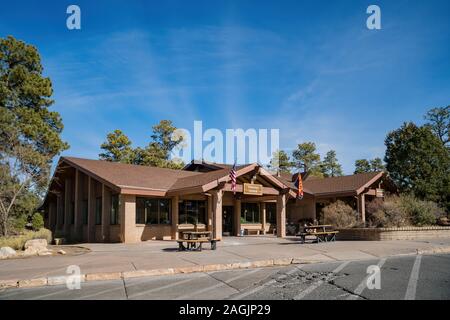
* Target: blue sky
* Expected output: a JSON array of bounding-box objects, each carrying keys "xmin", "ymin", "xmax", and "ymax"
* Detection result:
[{"xmin": 1, "ymin": 0, "xmax": 449, "ymax": 173}]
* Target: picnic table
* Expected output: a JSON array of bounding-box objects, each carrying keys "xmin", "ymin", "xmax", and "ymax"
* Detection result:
[
  {"xmin": 177, "ymin": 231, "xmax": 219, "ymax": 251},
  {"xmin": 297, "ymin": 224, "xmax": 339, "ymax": 244}
]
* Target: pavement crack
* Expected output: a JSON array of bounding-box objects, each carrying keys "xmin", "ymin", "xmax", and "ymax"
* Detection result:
[
  {"xmin": 327, "ymin": 279, "xmax": 369, "ymax": 300},
  {"xmin": 205, "ymin": 272, "xmax": 240, "ymax": 292},
  {"xmin": 221, "ymin": 248, "xmax": 253, "ymax": 260},
  {"xmin": 122, "ymin": 278, "xmax": 129, "ymax": 300}
]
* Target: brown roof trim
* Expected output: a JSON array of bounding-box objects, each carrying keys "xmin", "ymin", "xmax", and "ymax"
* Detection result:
[
  {"xmin": 120, "ymin": 188, "xmax": 167, "ymax": 197},
  {"xmin": 355, "ymin": 171, "xmax": 384, "ymax": 195},
  {"xmin": 61, "ymin": 157, "xmax": 121, "ymax": 192},
  {"xmin": 315, "ymin": 191, "xmax": 357, "ymax": 199}
]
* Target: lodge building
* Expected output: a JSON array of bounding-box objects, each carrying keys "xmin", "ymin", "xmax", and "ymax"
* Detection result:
[{"xmin": 41, "ymin": 157, "xmax": 394, "ymax": 243}]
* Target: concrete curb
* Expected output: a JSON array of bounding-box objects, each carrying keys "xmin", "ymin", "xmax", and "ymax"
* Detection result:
[
  {"xmin": 417, "ymin": 246, "xmax": 450, "ymax": 255},
  {"xmin": 2, "ymin": 246, "xmax": 450, "ymax": 290},
  {"xmin": 0, "ymin": 257, "xmax": 303, "ymax": 290}
]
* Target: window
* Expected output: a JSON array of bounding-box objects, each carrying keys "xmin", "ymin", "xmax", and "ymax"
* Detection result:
[
  {"xmin": 179, "ymin": 200, "xmax": 206, "ymax": 225},
  {"xmin": 82, "ymin": 200, "xmax": 88, "ymax": 225},
  {"xmin": 266, "ymin": 203, "xmax": 277, "ymax": 224},
  {"xmin": 146, "ymin": 199, "xmax": 159, "ymax": 224},
  {"xmin": 95, "ymin": 197, "xmax": 102, "ymax": 225},
  {"xmin": 136, "ymin": 198, "xmax": 171, "ymax": 225},
  {"xmin": 241, "ymin": 203, "xmax": 260, "ymax": 224},
  {"xmin": 110, "ymin": 194, "xmax": 119, "ymax": 225},
  {"xmin": 136, "ymin": 198, "xmax": 146, "ymax": 224}
]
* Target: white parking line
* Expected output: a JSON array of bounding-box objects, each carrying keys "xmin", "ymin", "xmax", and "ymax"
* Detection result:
[
  {"xmin": 346, "ymin": 258, "xmax": 386, "ymax": 300},
  {"xmin": 175, "ymin": 268, "xmax": 262, "ymax": 300},
  {"xmin": 128, "ymin": 276, "xmax": 201, "ymax": 299},
  {"xmin": 293, "ymin": 261, "xmax": 350, "ymax": 300},
  {"xmin": 404, "ymin": 255, "xmax": 422, "ymax": 300}
]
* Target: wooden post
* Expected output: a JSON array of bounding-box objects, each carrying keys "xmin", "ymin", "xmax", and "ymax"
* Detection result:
[
  {"xmin": 101, "ymin": 184, "xmax": 111, "ymax": 242},
  {"xmin": 276, "ymin": 193, "xmax": 286, "ymax": 238},
  {"xmin": 261, "ymin": 202, "xmax": 267, "ymax": 235},
  {"xmin": 87, "ymin": 176, "xmax": 96, "ymax": 242},
  {"xmin": 171, "ymin": 195, "xmax": 179, "ymax": 240},
  {"xmin": 358, "ymin": 194, "xmax": 366, "ymax": 224},
  {"xmin": 74, "ymin": 170, "xmax": 83, "ymax": 242},
  {"xmin": 207, "ymin": 195, "xmax": 213, "ymax": 233},
  {"xmin": 49, "ymin": 200, "xmax": 57, "ymax": 231},
  {"xmin": 64, "ymin": 179, "xmax": 72, "ymax": 238},
  {"xmin": 234, "ymin": 198, "xmax": 241, "ymax": 236},
  {"xmin": 56, "ymin": 194, "xmax": 62, "ymax": 231},
  {"xmin": 212, "ymin": 190, "xmax": 223, "ymax": 240}
]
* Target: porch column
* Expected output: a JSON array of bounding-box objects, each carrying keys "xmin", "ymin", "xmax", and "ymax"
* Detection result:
[
  {"xmin": 101, "ymin": 184, "xmax": 111, "ymax": 242},
  {"xmin": 276, "ymin": 193, "xmax": 287, "ymax": 238},
  {"xmin": 212, "ymin": 189, "xmax": 223, "ymax": 240},
  {"xmin": 207, "ymin": 195, "xmax": 213, "ymax": 233},
  {"xmin": 171, "ymin": 195, "xmax": 179, "ymax": 240},
  {"xmin": 357, "ymin": 194, "xmax": 366, "ymax": 224},
  {"xmin": 120, "ymin": 194, "xmax": 136, "ymax": 243},
  {"xmin": 261, "ymin": 202, "xmax": 267, "ymax": 235},
  {"xmin": 87, "ymin": 176, "xmax": 96, "ymax": 242},
  {"xmin": 234, "ymin": 198, "xmax": 241, "ymax": 236},
  {"xmin": 74, "ymin": 170, "xmax": 83, "ymax": 241}
]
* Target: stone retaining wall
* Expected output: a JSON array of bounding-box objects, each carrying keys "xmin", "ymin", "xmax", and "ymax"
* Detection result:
[{"xmin": 337, "ymin": 226, "xmax": 450, "ymax": 241}]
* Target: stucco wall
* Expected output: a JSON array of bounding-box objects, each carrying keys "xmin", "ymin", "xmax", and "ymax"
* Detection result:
[{"xmin": 287, "ymin": 195, "xmax": 316, "ymax": 223}]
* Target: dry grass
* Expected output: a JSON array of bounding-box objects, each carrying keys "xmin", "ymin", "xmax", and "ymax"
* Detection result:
[{"xmin": 0, "ymin": 228, "xmax": 52, "ymax": 250}]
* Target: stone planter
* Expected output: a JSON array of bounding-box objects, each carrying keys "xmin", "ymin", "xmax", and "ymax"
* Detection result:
[{"xmin": 337, "ymin": 226, "xmax": 450, "ymax": 241}]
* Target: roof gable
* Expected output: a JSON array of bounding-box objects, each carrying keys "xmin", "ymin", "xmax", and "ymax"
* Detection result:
[{"xmin": 303, "ymin": 172, "xmax": 384, "ymax": 196}]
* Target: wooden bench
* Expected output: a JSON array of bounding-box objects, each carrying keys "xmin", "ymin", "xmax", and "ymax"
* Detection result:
[
  {"xmin": 241, "ymin": 224, "xmax": 265, "ymax": 235},
  {"xmin": 177, "ymin": 238, "xmax": 221, "ymax": 251},
  {"xmin": 298, "ymin": 231, "xmax": 339, "ymax": 244}
]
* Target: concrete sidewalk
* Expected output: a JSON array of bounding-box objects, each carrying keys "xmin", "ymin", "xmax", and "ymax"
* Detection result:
[{"xmin": 1, "ymin": 236, "xmax": 450, "ymax": 289}]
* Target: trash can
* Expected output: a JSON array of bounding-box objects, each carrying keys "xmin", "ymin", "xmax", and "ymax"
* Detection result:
[{"xmin": 239, "ymin": 229, "xmax": 244, "ymax": 237}]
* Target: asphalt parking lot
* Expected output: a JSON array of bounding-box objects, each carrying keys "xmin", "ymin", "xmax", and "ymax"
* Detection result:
[{"xmin": 1, "ymin": 253, "xmax": 449, "ymax": 300}]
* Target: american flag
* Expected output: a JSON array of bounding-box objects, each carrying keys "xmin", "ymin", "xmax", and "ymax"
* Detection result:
[
  {"xmin": 229, "ymin": 163, "xmax": 237, "ymax": 194},
  {"xmin": 294, "ymin": 172, "xmax": 304, "ymax": 200}
]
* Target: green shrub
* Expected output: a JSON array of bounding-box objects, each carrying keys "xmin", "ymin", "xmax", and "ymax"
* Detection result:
[
  {"xmin": 0, "ymin": 228, "xmax": 52, "ymax": 250},
  {"xmin": 322, "ymin": 200, "xmax": 358, "ymax": 228},
  {"xmin": 367, "ymin": 196, "xmax": 410, "ymax": 228},
  {"xmin": 401, "ymin": 195, "xmax": 442, "ymax": 226},
  {"xmin": 367, "ymin": 195, "xmax": 443, "ymax": 228},
  {"xmin": 31, "ymin": 213, "xmax": 44, "ymax": 230},
  {"xmin": 31, "ymin": 228, "xmax": 52, "ymax": 244},
  {"xmin": 13, "ymin": 215, "xmax": 27, "ymax": 231}
]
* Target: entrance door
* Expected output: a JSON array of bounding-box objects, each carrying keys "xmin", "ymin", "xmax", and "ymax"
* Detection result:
[{"xmin": 222, "ymin": 206, "xmax": 234, "ymax": 236}]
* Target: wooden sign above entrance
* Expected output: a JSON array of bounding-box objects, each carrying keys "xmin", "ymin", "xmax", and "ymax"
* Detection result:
[{"xmin": 243, "ymin": 183, "xmax": 263, "ymax": 196}]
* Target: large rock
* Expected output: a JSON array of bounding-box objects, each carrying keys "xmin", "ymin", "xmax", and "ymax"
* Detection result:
[
  {"xmin": 24, "ymin": 239, "xmax": 48, "ymax": 250},
  {"xmin": 23, "ymin": 239, "xmax": 51, "ymax": 256},
  {"xmin": 0, "ymin": 247, "xmax": 17, "ymax": 259}
]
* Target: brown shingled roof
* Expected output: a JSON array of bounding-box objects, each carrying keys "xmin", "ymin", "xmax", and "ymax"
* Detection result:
[
  {"xmin": 58, "ymin": 157, "xmax": 382, "ymax": 198},
  {"xmin": 303, "ymin": 172, "xmax": 383, "ymax": 196},
  {"xmin": 169, "ymin": 165, "xmax": 251, "ymax": 191},
  {"xmin": 62, "ymin": 157, "xmax": 201, "ymax": 191}
]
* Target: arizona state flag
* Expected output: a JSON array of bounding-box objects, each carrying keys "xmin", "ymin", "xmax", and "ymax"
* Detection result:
[{"xmin": 294, "ymin": 173, "xmax": 304, "ymax": 200}]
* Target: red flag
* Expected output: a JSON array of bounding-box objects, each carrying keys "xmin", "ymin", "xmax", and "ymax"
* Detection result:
[
  {"xmin": 229, "ymin": 163, "xmax": 237, "ymax": 194},
  {"xmin": 294, "ymin": 173, "xmax": 304, "ymax": 200}
]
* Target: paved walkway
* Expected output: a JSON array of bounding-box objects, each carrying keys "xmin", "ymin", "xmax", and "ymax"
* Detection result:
[{"xmin": 1, "ymin": 236, "xmax": 450, "ymax": 286}]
